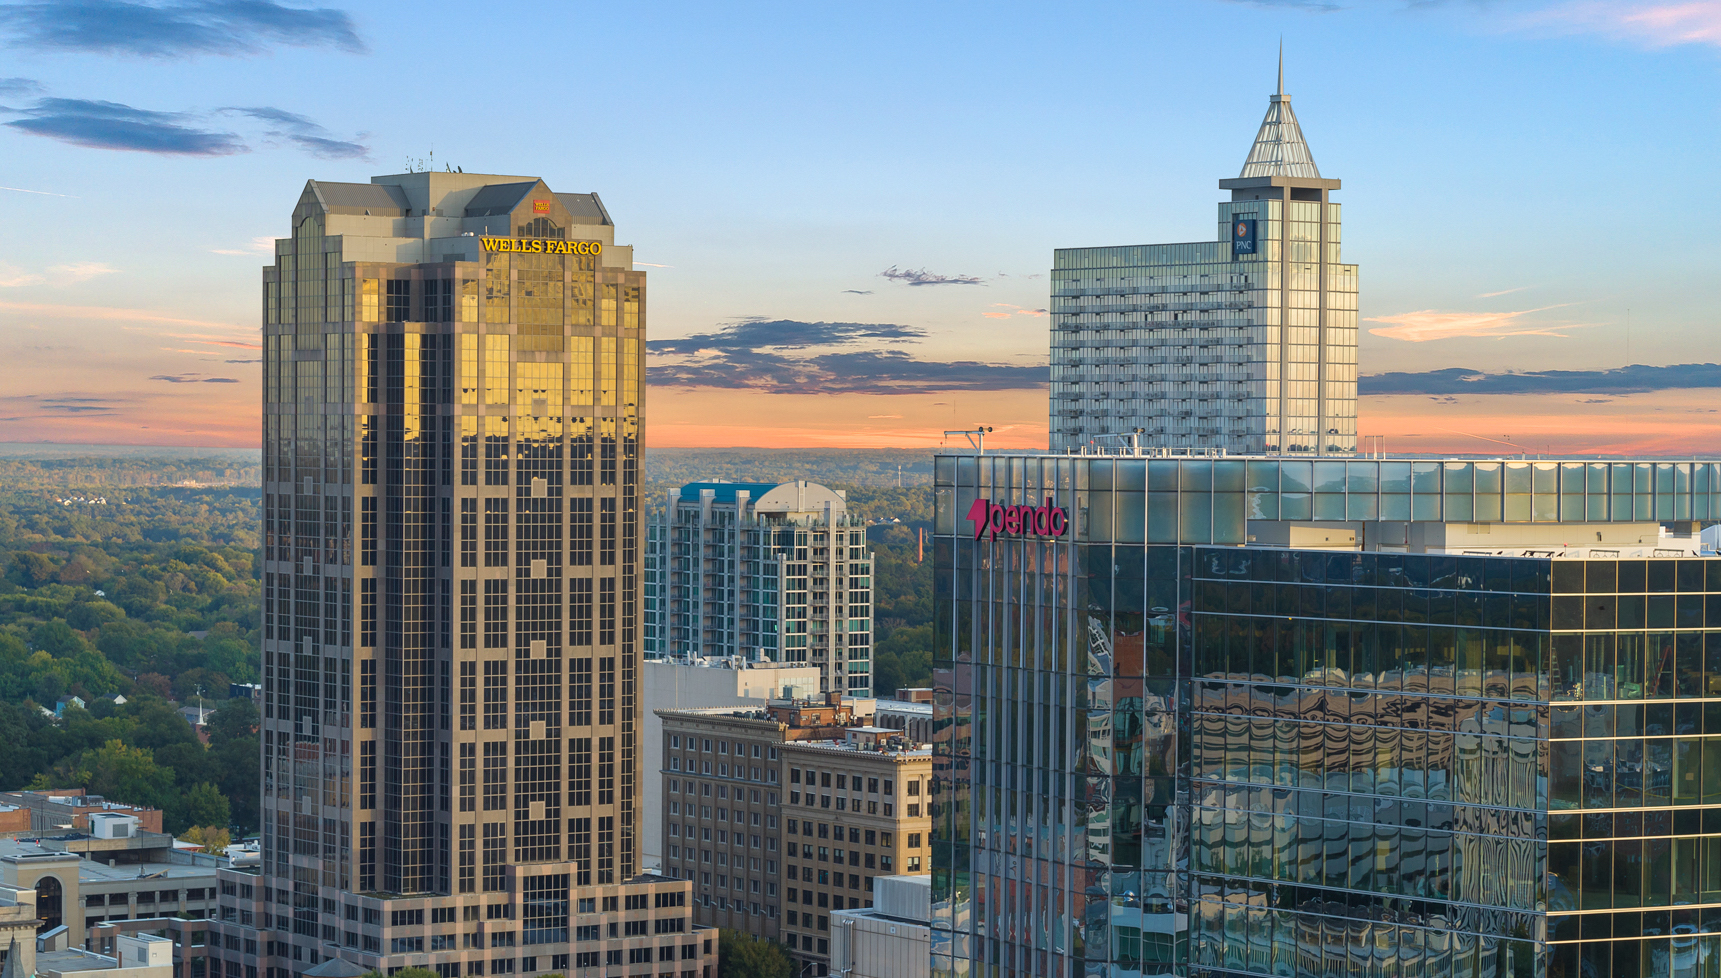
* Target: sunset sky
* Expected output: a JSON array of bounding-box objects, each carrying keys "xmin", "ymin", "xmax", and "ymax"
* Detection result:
[{"xmin": 1, "ymin": 0, "xmax": 1718, "ymax": 453}]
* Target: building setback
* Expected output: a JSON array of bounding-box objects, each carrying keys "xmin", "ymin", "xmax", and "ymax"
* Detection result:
[
  {"xmin": 930, "ymin": 451, "xmax": 1721, "ymax": 978},
  {"xmin": 235, "ymin": 171, "xmax": 712, "ymax": 978},
  {"xmin": 1049, "ymin": 72, "xmax": 1357, "ymax": 456},
  {"xmin": 657, "ymin": 697, "xmax": 932, "ymax": 976},
  {"xmin": 645, "ymin": 481, "xmax": 874, "ymax": 695}
]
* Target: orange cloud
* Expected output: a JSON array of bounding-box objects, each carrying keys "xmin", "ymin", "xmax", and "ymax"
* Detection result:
[
  {"xmin": 1366, "ymin": 305, "xmax": 1584, "ymax": 342},
  {"xmin": 985, "ymin": 303, "xmax": 1049, "ymax": 319}
]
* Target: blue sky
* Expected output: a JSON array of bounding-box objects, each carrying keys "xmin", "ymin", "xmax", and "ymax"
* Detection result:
[{"xmin": 1, "ymin": 0, "xmax": 1717, "ymax": 448}]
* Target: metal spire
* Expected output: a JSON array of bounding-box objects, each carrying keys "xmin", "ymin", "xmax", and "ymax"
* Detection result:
[{"xmin": 1238, "ymin": 48, "xmax": 1321, "ymax": 179}]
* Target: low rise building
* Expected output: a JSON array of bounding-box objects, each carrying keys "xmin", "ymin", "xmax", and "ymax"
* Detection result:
[
  {"xmin": 38, "ymin": 932, "xmax": 175, "ymax": 978},
  {"xmin": 642, "ymin": 655, "xmax": 821, "ymax": 873},
  {"xmin": 830, "ymin": 875, "xmax": 930, "ymax": 978},
  {"xmin": 0, "ymin": 831, "xmax": 218, "ymax": 947},
  {"xmin": 657, "ymin": 695, "xmax": 932, "ymax": 977},
  {"xmin": 0, "ymin": 792, "xmax": 165, "ymax": 837}
]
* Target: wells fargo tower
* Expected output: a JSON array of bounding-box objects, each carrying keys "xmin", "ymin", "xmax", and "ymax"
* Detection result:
[{"xmin": 256, "ymin": 173, "xmax": 706, "ymax": 976}]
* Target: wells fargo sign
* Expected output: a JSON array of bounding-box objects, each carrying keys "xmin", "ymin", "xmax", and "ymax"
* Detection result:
[
  {"xmin": 966, "ymin": 496, "xmax": 1068, "ymax": 542},
  {"xmin": 480, "ymin": 237, "xmax": 602, "ymax": 255}
]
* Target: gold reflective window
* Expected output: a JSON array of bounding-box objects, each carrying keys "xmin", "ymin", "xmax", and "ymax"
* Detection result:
[{"xmin": 484, "ymin": 335, "xmax": 510, "ymax": 407}]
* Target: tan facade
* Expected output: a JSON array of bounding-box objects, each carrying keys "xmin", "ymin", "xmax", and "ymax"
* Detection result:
[{"xmin": 657, "ymin": 702, "xmax": 931, "ymax": 977}]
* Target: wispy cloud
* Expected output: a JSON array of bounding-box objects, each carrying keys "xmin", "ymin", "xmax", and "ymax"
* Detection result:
[
  {"xmin": 0, "ymin": 0, "xmax": 365, "ymax": 58},
  {"xmin": 983, "ymin": 303, "xmax": 1048, "ymax": 320},
  {"xmin": 1477, "ymin": 286, "xmax": 1531, "ymax": 298},
  {"xmin": 1362, "ymin": 362, "xmax": 1721, "ymax": 396},
  {"xmin": 650, "ymin": 319, "xmax": 925, "ymax": 356},
  {"xmin": 210, "ymin": 235, "xmax": 277, "ymax": 256},
  {"xmin": 221, "ymin": 105, "xmax": 366, "ymax": 159},
  {"xmin": 0, "ymin": 262, "xmax": 118, "ymax": 287},
  {"xmin": 632, "ymin": 262, "xmax": 672, "ymax": 268},
  {"xmin": 0, "ymin": 76, "xmax": 43, "ymax": 97},
  {"xmin": 0, "ymin": 184, "xmax": 77, "ymax": 197},
  {"xmin": 161, "ymin": 332, "xmax": 261, "ymax": 349},
  {"xmin": 0, "ymin": 300, "xmax": 243, "ymax": 330},
  {"xmin": 5, "ymin": 97, "xmax": 246, "ymax": 155},
  {"xmin": 1509, "ymin": 1, "xmax": 1721, "ymax": 49},
  {"xmin": 151, "ymin": 374, "xmax": 240, "ymax": 383},
  {"xmin": 1366, "ymin": 304, "xmax": 1585, "ymax": 341},
  {"xmin": 880, "ymin": 265, "xmax": 985, "ymax": 287},
  {"xmin": 4, "ymin": 92, "xmax": 366, "ymax": 158},
  {"xmin": 842, "ymin": 290, "xmax": 873, "ymax": 295},
  {"xmin": 649, "ymin": 318, "xmax": 1046, "ymax": 394}
]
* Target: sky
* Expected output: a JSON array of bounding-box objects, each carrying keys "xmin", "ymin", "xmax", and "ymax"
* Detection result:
[{"xmin": 1, "ymin": 0, "xmax": 1718, "ymax": 454}]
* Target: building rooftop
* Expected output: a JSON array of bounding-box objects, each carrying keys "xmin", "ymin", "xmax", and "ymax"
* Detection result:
[
  {"xmin": 0, "ymin": 839, "xmax": 212, "ymax": 880},
  {"xmin": 675, "ymin": 482, "xmax": 779, "ymax": 505},
  {"xmin": 935, "ymin": 452, "xmax": 1721, "ymax": 549}
]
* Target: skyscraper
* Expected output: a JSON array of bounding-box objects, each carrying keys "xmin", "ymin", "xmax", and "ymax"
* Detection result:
[
  {"xmin": 243, "ymin": 171, "xmax": 714, "ymax": 978},
  {"xmin": 644, "ymin": 481, "xmax": 874, "ymax": 695},
  {"xmin": 929, "ymin": 452, "xmax": 1721, "ymax": 978},
  {"xmin": 1049, "ymin": 69, "xmax": 1357, "ymax": 455}
]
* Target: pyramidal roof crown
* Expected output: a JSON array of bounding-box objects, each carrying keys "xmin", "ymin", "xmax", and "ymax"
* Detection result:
[{"xmin": 1238, "ymin": 53, "xmax": 1322, "ymax": 180}]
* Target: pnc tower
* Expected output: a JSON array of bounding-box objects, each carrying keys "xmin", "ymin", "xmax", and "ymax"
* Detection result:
[
  {"xmin": 1049, "ymin": 71, "xmax": 1357, "ymax": 455},
  {"xmin": 254, "ymin": 172, "xmax": 710, "ymax": 977}
]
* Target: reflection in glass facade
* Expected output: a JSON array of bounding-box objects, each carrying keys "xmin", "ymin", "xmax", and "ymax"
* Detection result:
[
  {"xmin": 931, "ymin": 453, "xmax": 1721, "ymax": 978},
  {"xmin": 1050, "ymin": 85, "xmax": 1355, "ymax": 456},
  {"xmin": 259, "ymin": 172, "xmax": 682, "ymax": 971}
]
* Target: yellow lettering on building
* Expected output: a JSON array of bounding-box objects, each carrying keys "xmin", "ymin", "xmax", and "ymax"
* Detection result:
[{"xmin": 480, "ymin": 237, "xmax": 602, "ymax": 256}]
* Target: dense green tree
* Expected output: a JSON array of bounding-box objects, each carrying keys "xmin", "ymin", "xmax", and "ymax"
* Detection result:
[
  {"xmin": 174, "ymin": 783, "xmax": 231, "ymax": 834},
  {"xmin": 65, "ymin": 600, "xmax": 125, "ymax": 631},
  {"xmin": 717, "ymin": 929, "xmax": 793, "ymax": 978},
  {"xmin": 9, "ymin": 551, "xmax": 57, "ymax": 588},
  {"xmin": 55, "ymin": 740, "xmax": 177, "ymax": 811}
]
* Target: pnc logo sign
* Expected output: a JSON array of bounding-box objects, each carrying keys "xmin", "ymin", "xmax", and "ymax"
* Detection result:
[{"xmin": 966, "ymin": 496, "xmax": 1069, "ymax": 542}]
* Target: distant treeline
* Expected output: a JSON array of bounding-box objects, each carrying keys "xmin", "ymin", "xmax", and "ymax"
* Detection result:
[
  {"xmin": 644, "ymin": 448, "xmax": 937, "ymax": 487},
  {"xmin": 0, "ymin": 455, "xmax": 261, "ymax": 489}
]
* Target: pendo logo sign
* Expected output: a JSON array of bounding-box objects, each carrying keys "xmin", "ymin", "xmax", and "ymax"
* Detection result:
[{"xmin": 966, "ymin": 496, "xmax": 1069, "ymax": 542}]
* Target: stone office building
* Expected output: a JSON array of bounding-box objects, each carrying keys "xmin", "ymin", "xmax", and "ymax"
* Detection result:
[{"xmin": 657, "ymin": 696, "xmax": 932, "ymax": 976}]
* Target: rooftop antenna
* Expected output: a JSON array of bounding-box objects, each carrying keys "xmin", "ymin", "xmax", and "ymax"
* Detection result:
[
  {"xmin": 1277, "ymin": 38, "xmax": 1283, "ymax": 98},
  {"xmin": 944, "ymin": 426, "xmax": 993, "ymax": 455}
]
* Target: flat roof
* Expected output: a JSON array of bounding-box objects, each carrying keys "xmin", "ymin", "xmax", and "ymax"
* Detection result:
[
  {"xmin": 934, "ymin": 453, "xmax": 1721, "ymax": 546},
  {"xmin": 0, "ymin": 839, "xmax": 213, "ymax": 881},
  {"xmin": 783, "ymin": 739, "xmax": 930, "ymax": 758},
  {"xmin": 676, "ymin": 482, "xmax": 780, "ymax": 504}
]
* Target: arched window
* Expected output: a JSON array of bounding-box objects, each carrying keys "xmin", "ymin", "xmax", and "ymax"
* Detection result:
[{"xmin": 35, "ymin": 874, "xmax": 63, "ymax": 932}]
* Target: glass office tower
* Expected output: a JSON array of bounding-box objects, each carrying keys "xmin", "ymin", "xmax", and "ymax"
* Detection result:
[
  {"xmin": 1049, "ymin": 79, "xmax": 1357, "ymax": 456},
  {"xmin": 252, "ymin": 172, "xmax": 713, "ymax": 978},
  {"xmin": 930, "ymin": 452, "xmax": 1721, "ymax": 978}
]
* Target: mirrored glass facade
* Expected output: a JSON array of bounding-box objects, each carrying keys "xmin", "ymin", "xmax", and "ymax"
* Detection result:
[
  {"xmin": 253, "ymin": 172, "xmax": 705, "ymax": 977},
  {"xmin": 931, "ymin": 453, "xmax": 1721, "ymax": 978}
]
